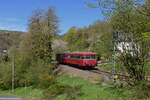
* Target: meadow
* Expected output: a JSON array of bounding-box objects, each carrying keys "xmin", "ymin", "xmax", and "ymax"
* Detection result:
[{"xmin": 0, "ymin": 75, "xmax": 136, "ymax": 100}]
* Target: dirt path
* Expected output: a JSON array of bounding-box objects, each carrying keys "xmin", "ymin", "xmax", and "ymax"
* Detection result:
[
  {"xmin": 56, "ymin": 64, "xmax": 111, "ymax": 84},
  {"xmin": 0, "ymin": 95, "xmax": 30, "ymax": 100}
]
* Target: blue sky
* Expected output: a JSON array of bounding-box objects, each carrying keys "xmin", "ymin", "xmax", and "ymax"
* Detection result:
[{"xmin": 0, "ymin": 0, "xmax": 103, "ymax": 34}]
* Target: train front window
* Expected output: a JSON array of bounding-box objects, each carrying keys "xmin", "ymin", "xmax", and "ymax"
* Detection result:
[
  {"xmin": 82, "ymin": 55, "xmax": 96, "ymax": 59},
  {"xmin": 91, "ymin": 55, "xmax": 96, "ymax": 59}
]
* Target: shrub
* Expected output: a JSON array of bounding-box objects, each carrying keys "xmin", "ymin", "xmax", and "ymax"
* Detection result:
[
  {"xmin": 42, "ymin": 83, "xmax": 82, "ymax": 100},
  {"xmin": 0, "ymin": 54, "xmax": 56, "ymax": 90},
  {"xmin": 132, "ymin": 81, "xmax": 150, "ymax": 99},
  {"xmin": 38, "ymin": 74, "xmax": 57, "ymax": 89},
  {"xmin": 0, "ymin": 62, "xmax": 12, "ymax": 90}
]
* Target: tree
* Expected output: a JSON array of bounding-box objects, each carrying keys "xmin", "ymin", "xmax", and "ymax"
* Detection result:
[
  {"xmin": 27, "ymin": 7, "xmax": 59, "ymax": 63},
  {"xmin": 63, "ymin": 20, "xmax": 113, "ymax": 57},
  {"xmin": 88, "ymin": 0, "xmax": 150, "ymax": 85},
  {"xmin": 17, "ymin": 6, "xmax": 59, "ymax": 87},
  {"xmin": 87, "ymin": 0, "xmax": 150, "ymax": 98},
  {"xmin": 64, "ymin": 27, "xmax": 77, "ymax": 51},
  {"xmin": 87, "ymin": 20, "xmax": 113, "ymax": 57}
]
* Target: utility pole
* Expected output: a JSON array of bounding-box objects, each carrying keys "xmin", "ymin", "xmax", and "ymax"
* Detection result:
[
  {"xmin": 12, "ymin": 55, "xmax": 14, "ymax": 93},
  {"xmin": 113, "ymin": 42, "xmax": 116, "ymax": 75},
  {"xmin": 112, "ymin": 31, "xmax": 119, "ymax": 81}
]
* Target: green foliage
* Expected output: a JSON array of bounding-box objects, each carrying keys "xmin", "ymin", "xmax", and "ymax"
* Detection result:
[
  {"xmin": 141, "ymin": 22, "xmax": 150, "ymax": 40},
  {"xmin": 0, "ymin": 30, "xmax": 24, "ymax": 50},
  {"xmin": 42, "ymin": 83, "xmax": 82, "ymax": 100},
  {"xmin": 38, "ymin": 74, "xmax": 56, "ymax": 89},
  {"xmin": 56, "ymin": 75, "xmax": 135, "ymax": 100},
  {"xmin": 27, "ymin": 6, "xmax": 58, "ymax": 63},
  {"xmin": 111, "ymin": 0, "xmax": 150, "ymax": 85},
  {"xmin": 86, "ymin": 0, "xmax": 150, "ymax": 99},
  {"xmin": 0, "ymin": 75, "xmax": 143, "ymax": 100},
  {"xmin": 0, "ymin": 6, "xmax": 58, "ymax": 90},
  {"xmin": 129, "ymin": 80, "xmax": 150, "ymax": 99},
  {"xmin": 23, "ymin": 59, "xmax": 54, "ymax": 87},
  {"xmin": 64, "ymin": 26, "xmax": 87, "ymax": 51},
  {"xmin": 63, "ymin": 20, "xmax": 113, "ymax": 57},
  {"xmin": 0, "ymin": 54, "xmax": 55, "ymax": 90},
  {"xmin": 142, "ymin": 32, "xmax": 150, "ymax": 39},
  {"xmin": 0, "ymin": 62, "xmax": 12, "ymax": 90}
]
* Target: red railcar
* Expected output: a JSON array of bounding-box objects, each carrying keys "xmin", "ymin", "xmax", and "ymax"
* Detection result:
[{"xmin": 56, "ymin": 52, "xmax": 98, "ymax": 67}]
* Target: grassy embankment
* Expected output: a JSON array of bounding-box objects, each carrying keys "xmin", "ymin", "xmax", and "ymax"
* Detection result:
[{"xmin": 0, "ymin": 75, "xmax": 136, "ymax": 100}]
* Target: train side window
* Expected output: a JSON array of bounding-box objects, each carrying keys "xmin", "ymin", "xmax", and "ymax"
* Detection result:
[
  {"xmin": 70, "ymin": 55, "xmax": 74, "ymax": 58},
  {"xmin": 68, "ymin": 55, "xmax": 71, "ymax": 58},
  {"xmin": 74, "ymin": 55, "xmax": 78, "ymax": 59},
  {"xmin": 64, "ymin": 55, "xmax": 68, "ymax": 58},
  {"xmin": 91, "ymin": 55, "xmax": 96, "ymax": 59},
  {"xmin": 82, "ymin": 55, "xmax": 85, "ymax": 59},
  {"xmin": 73, "ymin": 55, "xmax": 76, "ymax": 58},
  {"xmin": 75, "ymin": 55, "xmax": 77, "ymax": 59},
  {"xmin": 76, "ymin": 55, "xmax": 80, "ymax": 59},
  {"xmin": 70, "ymin": 55, "xmax": 82, "ymax": 59},
  {"xmin": 86, "ymin": 55, "xmax": 90, "ymax": 59},
  {"xmin": 82, "ymin": 55, "xmax": 91, "ymax": 59}
]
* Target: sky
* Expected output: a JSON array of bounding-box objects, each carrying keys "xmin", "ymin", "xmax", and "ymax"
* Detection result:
[{"xmin": 0, "ymin": 0, "xmax": 103, "ymax": 34}]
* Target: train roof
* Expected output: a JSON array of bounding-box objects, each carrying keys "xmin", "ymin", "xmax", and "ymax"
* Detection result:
[
  {"xmin": 56, "ymin": 52, "xmax": 71, "ymax": 54},
  {"xmin": 56, "ymin": 52, "xmax": 97, "ymax": 55}
]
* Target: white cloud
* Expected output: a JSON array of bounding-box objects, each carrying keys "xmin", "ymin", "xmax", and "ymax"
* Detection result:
[
  {"xmin": 0, "ymin": 17, "xmax": 27, "ymax": 32},
  {"xmin": 0, "ymin": 18, "xmax": 20, "ymax": 22},
  {"xmin": 0, "ymin": 24, "xmax": 27, "ymax": 32}
]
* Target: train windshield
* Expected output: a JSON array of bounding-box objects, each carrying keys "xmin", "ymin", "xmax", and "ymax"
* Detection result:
[
  {"xmin": 91, "ymin": 55, "xmax": 96, "ymax": 59},
  {"xmin": 82, "ymin": 55, "xmax": 96, "ymax": 59}
]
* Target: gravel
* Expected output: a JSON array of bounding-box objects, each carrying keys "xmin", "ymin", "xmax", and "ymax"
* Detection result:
[
  {"xmin": 0, "ymin": 95, "xmax": 31, "ymax": 100},
  {"xmin": 56, "ymin": 64, "xmax": 111, "ymax": 84}
]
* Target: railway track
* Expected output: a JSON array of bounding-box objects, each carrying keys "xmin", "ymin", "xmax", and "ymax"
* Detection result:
[
  {"xmin": 87, "ymin": 68, "xmax": 113, "ymax": 81},
  {"xmin": 89, "ymin": 67, "xmax": 150, "ymax": 82},
  {"xmin": 55, "ymin": 62, "xmax": 128, "ymax": 80},
  {"xmin": 56, "ymin": 63, "xmax": 113, "ymax": 81},
  {"xmin": 89, "ymin": 67, "xmax": 129, "ymax": 80},
  {"xmin": 90, "ymin": 68, "xmax": 112, "ymax": 75},
  {"xmin": 55, "ymin": 62, "xmax": 150, "ymax": 86},
  {"xmin": 55, "ymin": 62, "xmax": 149, "ymax": 82}
]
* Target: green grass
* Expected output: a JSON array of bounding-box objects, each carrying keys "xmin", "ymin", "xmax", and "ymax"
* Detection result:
[
  {"xmin": 97, "ymin": 63, "xmax": 112, "ymax": 71},
  {"xmin": 56, "ymin": 75, "xmax": 135, "ymax": 100},
  {"xmin": 0, "ymin": 75, "xmax": 136, "ymax": 100}
]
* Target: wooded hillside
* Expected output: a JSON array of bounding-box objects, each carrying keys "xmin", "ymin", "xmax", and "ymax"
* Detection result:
[{"xmin": 0, "ymin": 30, "xmax": 25, "ymax": 51}]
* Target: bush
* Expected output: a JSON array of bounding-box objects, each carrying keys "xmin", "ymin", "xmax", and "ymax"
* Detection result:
[
  {"xmin": 38, "ymin": 74, "xmax": 57, "ymax": 89},
  {"xmin": 0, "ymin": 54, "xmax": 56, "ymax": 90},
  {"xmin": 132, "ymin": 81, "xmax": 150, "ymax": 100},
  {"xmin": 42, "ymin": 83, "xmax": 82, "ymax": 100},
  {"xmin": 0, "ymin": 62, "xmax": 12, "ymax": 90}
]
